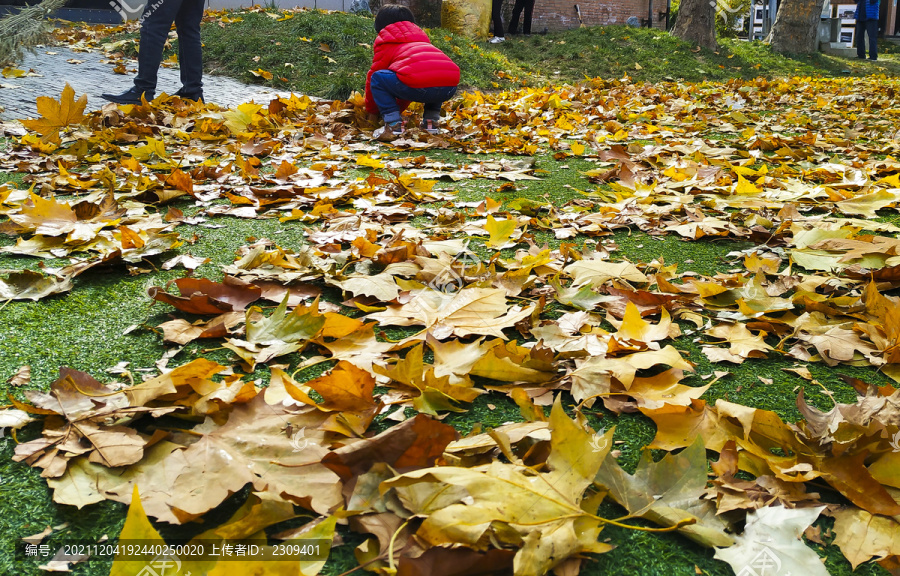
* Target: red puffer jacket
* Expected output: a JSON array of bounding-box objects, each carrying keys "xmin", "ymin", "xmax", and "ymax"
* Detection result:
[{"xmin": 364, "ymin": 21, "xmax": 461, "ymax": 115}]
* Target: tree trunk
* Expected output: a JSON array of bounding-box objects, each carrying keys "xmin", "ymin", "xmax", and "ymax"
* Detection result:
[
  {"xmin": 671, "ymin": 0, "xmax": 718, "ymax": 51},
  {"xmin": 766, "ymin": 0, "xmax": 827, "ymax": 54}
]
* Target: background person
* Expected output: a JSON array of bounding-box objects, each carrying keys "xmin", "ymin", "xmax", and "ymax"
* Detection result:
[
  {"xmin": 508, "ymin": 0, "xmax": 535, "ymax": 35},
  {"xmin": 102, "ymin": 0, "xmax": 204, "ymax": 104},
  {"xmin": 855, "ymin": 0, "xmax": 879, "ymax": 61},
  {"xmin": 489, "ymin": 0, "xmax": 505, "ymax": 43}
]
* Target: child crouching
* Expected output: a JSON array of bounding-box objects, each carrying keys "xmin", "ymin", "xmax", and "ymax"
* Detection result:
[{"xmin": 365, "ymin": 4, "xmax": 460, "ymax": 140}]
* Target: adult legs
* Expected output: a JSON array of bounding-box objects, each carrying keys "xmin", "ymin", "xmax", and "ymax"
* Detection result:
[
  {"xmin": 491, "ymin": 0, "xmax": 504, "ymax": 37},
  {"xmin": 174, "ymin": 0, "xmax": 204, "ymax": 96},
  {"xmin": 866, "ymin": 19, "xmax": 878, "ymax": 59},
  {"xmin": 509, "ymin": 0, "xmax": 524, "ymax": 34},
  {"xmin": 521, "ymin": 0, "xmax": 534, "ymax": 34},
  {"xmin": 134, "ymin": 0, "xmax": 186, "ymax": 97}
]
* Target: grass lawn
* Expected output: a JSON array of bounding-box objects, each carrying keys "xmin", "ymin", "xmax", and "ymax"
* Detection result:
[
  {"xmin": 57, "ymin": 8, "xmax": 900, "ymax": 98},
  {"xmin": 1, "ymin": 8, "xmax": 899, "ymax": 576}
]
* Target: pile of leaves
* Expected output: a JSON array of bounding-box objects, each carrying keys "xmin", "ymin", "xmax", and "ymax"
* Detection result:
[{"xmin": 2, "ymin": 71, "xmax": 900, "ymax": 576}]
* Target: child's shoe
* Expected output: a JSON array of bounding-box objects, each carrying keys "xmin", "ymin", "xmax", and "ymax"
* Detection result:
[
  {"xmin": 373, "ymin": 121, "xmax": 404, "ymax": 141},
  {"xmin": 421, "ymin": 119, "xmax": 440, "ymax": 134}
]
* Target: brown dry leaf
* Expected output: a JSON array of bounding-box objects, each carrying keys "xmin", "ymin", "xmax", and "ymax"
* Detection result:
[
  {"xmin": 13, "ymin": 368, "xmax": 176, "ymax": 477},
  {"xmin": 829, "ymin": 506, "xmax": 900, "ymax": 569},
  {"xmin": 375, "ymin": 342, "xmax": 482, "ymax": 414},
  {"xmin": 709, "ymin": 440, "xmax": 821, "ymax": 513},
  {"xmin": 570, "ymin": 345, "xmax": 694, "ymax": 404},
  {"xmin": 254, "ymin": 280, "xmax": 322, "ymax": 306},
  {"xmin": 443, "ymin": 421, "xmax": 550, "ymax": 467},
  {"xmin": 0, "ymin": 269, "xmax": 73, "ymax": 300},
  {"xmin": 798, "ymin": 325, "xmax": 878, "ymax": 367},
  {"xmin": 796, "ymin": 386, "xmax": 896, "ymax": 440},
  {"xmin": 395, "ymin": 546, "xmax": 516, "ymax": 576},
  {"xmin": 469, "ymin": 339, "xmax": 557, "ymax": 384},
  {"xmin": 123, "ymin": 356, "xmax": 226, "ymax": 407},
  {"xmin": 640, "ymin": 399, "xmax": 723, "ymax": 451},
  {"xmin": 157, "ymin": 311, "xmax": 244, "ymax": 345},
  {"xmin": 316, "ymin": 321, "xmax": 399, "ymax": 375},
  {"xmin": 744, "ymin": 251, "xmax": 782, "ymax": 274},
  {"xmin": 564, "ymin": 258, "xmax": 648, "ymax": 288},
  {"xmin": 7, "ymin": 365, "xmax": 31, "ymax": 387},
  {"xmin": 327, "ymin": 263, "xmax": 414, "ymax": 302},
  {"xmin": 322, "ymin": 414, "xmax": 458, "ymax": 481},
  {"xmin": 306, "ymin": 360, "xmax": 379, "ymax": 436},
  {"xmin": 154, "ymin": 393, "xmax": 340, "ymax": 521},
  {"xmin": 621, "ymin": 369, "xmax": 710, "ymax": 410},
  {"xmin": 149, "ymin": 276, "xmax": 262, "ymax": 315},
  {"xmin": 382, "ymin": 399, "xmax": 614, "ymax": 576},
  {"xmin": 7, "ymin": 193, "xmax": 106, "ymax": 241},
  {"xmin": 711, "ymin": 399, "xmax": 900, "ymax": 517}
]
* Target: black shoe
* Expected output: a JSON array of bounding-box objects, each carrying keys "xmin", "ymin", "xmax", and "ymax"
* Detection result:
[
  {"xmin": 174, "ymin": 88, "xmax": 204, "ymax": 102},
  {"xmin": 101, "ymin": 87, "xmax": 153, "ymax": 105},
  {"xmin": 868, "ymin": 57, "xmax": 878, "ymax": 61}
]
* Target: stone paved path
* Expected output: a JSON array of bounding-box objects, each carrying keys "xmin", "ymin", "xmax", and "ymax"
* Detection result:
[{"xmin": 0, "ymin": 44, "xmax": 294, "ymax": 121}]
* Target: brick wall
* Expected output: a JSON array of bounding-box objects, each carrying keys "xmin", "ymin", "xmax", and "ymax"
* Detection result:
[
  {"xmin": 502, "ymin": 0, "xmax": 668, "ymax": 32},
  {"xmin": 203, "ymin": 0, "xmax": 668, "ymax": 32}
]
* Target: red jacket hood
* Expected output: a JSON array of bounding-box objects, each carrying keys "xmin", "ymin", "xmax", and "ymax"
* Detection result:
[{"xmin": 375, "ymin": 21, "xmax": 430, "ymax": 47}]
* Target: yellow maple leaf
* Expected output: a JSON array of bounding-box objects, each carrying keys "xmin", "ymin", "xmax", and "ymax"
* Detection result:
[
  {"xmin": 19, "ymin": 133, "xmax": 58, "ymax": 153},
  {"xmin": 485, "ymin": 214, "xmax": 517, "ymax": 249},
  {"xmin": 20, "ymin": 83, "xmax": 86, "ymax": 144},
  {"xmin": 734, "ymin": 173, "xmax": 761, "ymax": 195},
  {"xmin": 249, "ymin": 68, "xmax": 273, "ymax": 80},
  {"xmin": 223, "ymin": 102, "xmax": 263, "ymax": 134},
  {"xmin": 128, "ymin": 137, "xmax": 168, "ymax": 161},
  {"xmin": 1, "ymin": 67, "xmax": 26, "ymax": 78},
  {"xmin": 356, "ymin": 155, "xmax": 385, "ymax": 169}
]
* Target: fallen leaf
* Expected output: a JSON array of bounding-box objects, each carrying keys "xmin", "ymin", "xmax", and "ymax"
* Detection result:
[
  {"xmin": 713, "ymin": 506, "xmax": 828, "ymax": 576},
  {"xmin": 595, "ymin": 437, "xmax": 734, "ymax": 547}
]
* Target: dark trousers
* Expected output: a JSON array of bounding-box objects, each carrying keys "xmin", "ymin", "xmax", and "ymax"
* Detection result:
[
  {"xmin": 134, "ymin": 0, "xmax": 204, "ymax": 96},
  {"xmin": 369, "ymin": 70, "xmax": 457, "ymax": 124},
  {"xmin": 509, "ymin": 0, "xmax": 535, "ymax": 34},
  {"xmin": 856, "ymin": 19, "xmax": 878, "ymax": 59},
  {"xmin": 491, "ymin": 0, "xmax": 504, "ymax": 37}
]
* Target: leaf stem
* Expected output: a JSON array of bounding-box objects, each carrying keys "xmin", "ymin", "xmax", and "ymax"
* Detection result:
[
  {"xmin": 387, "ymin": 519, "xmax": 409, "ymax": 573},
  {"xmin": 597, "ymin": 516, "xmax": 697, "ymax": 532}
]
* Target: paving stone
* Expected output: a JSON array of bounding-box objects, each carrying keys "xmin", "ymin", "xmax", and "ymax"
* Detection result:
[{"xmin": 0, "ymin": 43, "xmax": 294, "ymax": 121}]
